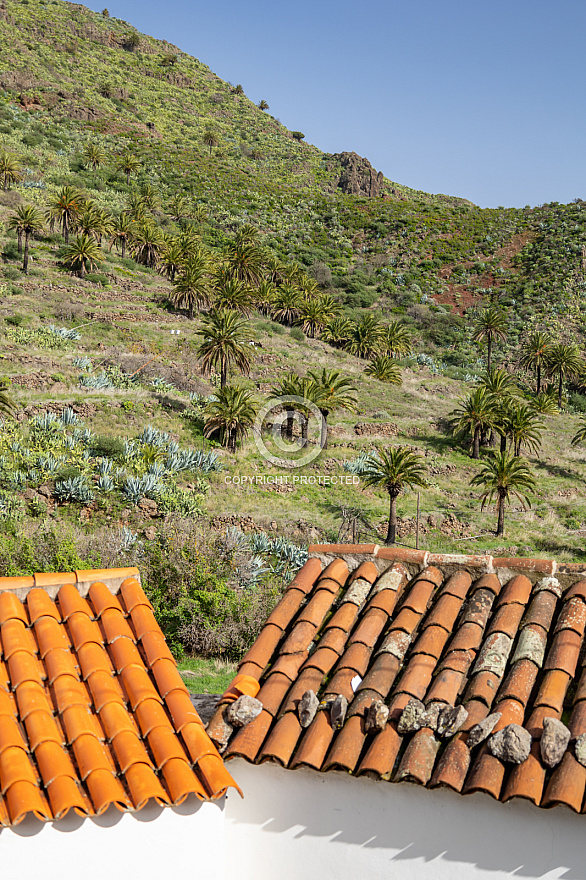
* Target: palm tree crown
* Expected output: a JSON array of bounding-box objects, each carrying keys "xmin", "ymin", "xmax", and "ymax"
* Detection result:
[
  {"xmin": 171, "ymin": 251, "xmax": 214, "ymax": 319},
  {"xmin": 449, "ymin": 387, "xmax": 495, "ymax": 459},
  {"xmin": 61, "ymin": 234, "xmax": 102, "ymax": 278},
  {"xmin": 46, "ymin": 185, "xmax": 83, "ymax": 244},
  {"xmin": 361, "ymin": 446, "xmax": 426, "ymax": 545},
  {"xmin": 0, "ymin": 150, "xmax": 22, "ymax": 191}
]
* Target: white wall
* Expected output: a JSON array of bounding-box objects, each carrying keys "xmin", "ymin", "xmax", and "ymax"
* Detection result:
[
  {"xmin": 225, "ymin": 759, "xmax": 586, "ymax": 880},
  {"xmin": 0, "ymin": 796, "xmax": 225, "ymax": 880}
]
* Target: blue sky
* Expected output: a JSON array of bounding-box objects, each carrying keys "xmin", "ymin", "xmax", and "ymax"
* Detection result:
[{"xmin": 101, "ymin": 0, "xmax": 586, "ymax": 208}]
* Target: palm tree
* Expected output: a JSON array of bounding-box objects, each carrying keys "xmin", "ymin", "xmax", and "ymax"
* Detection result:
[
  {"xmin": 45, "ymin": 185, "xmax": 83, "ymax": 244},
  {"xmin": 117, "ymin": 151, "xmax": 141, "ymax": 185},
  {"xmin": 449, "ymin": 387, "xmax": 495, "ymax": 459},
  {"xmin": 322, "ymin": 316, "xmax": 354, "ymax": 348},
  {"xmin": 159, "ymin": 236, "xmax": 185, "ymax": 282},
  {"xmin": 130, "ymin": 219, "xmax": 164, "ymax": 268},
  {"xmin": 83, "ymin": 142, "xmax": 104, "ymax": 171},
  {"xmin": 471, "ymin": 451, "xmax": 536, "ymax": 537},
  {"xmin": 198, "ymin": 310, "xmax": 253, "ymax": 388},
  {"xmin": 224, "ymin": 241, "xmax": 266, "ymax": 286},
  {"xmin": 253, "ymin": 279, "xmax": 276, "ymax": 316},
  {"xmin": 361, "ymin": 447, "xmax": 426, "ymax": 545},
  {"xmin": 61, "ymin": 234, "xmax": 102, "ymax": 278},
  {"xmin": 272, "ymin": 285, "xmax": 302, "ymax": 326},
  {"xmin": 204, "ymin": 385, "xmax": 257, "ymax": 452},
  {"xmin": 529, "ymin": 389, "xmax": 558, "ymax": 415},
  {"xmin": 348, "ymin": 314, "xmax": 383, "ymax": 358},
  {"xmin": 203, "ymin": 130, "xmax": 219, "ymax": 156},
  {"xmin": 296, "ymin": 297, "xmax": 330, "ymax": 338},
  {"xmin": 234, "ymin": 224, "xmax": 260, "ymax": 247},
  {"xmin": 168, "ymin": 193, "xmax": 187, "ymax": 222},
  {"xmin": 258, "ymin": 100, "xmax": 269, "ymax": 111},
  {"xmin": 507, "ymin": 402, "xmax": 543, "ymax": 456},
  {"xmin": 307, "ymin": 369, "xmax": 357, "ymax": 449},
  {"xmin": 0, "ymin": 150, "xmax": 22, "ymax": 191},
  {"xmin": 171, "ymin": 251, "xmax": 214, "ymax": 319},
  {"xmin": 109, "ymin": 212, "xmax": 132, "ymax": 258},
  {"xmin": 520, "ymin": 331, "xmax": 553, "ymax": 394},
  {"xmin": 0, "ymin": 381, "xmax": 15, "ymax": 417},
  {"xmin": 546, "ymin": 342, "xmax": 583, "ymax": 409},
  {"xmin": 75, "ymin": 205, "xmax": 111, "ymax": 243},
  {"xmin": 472, "ymin": 305, "xmax": 508, "ymax": 371},
  {"xmin": 213, "ymin": 278, "xmax": 253, "ymax": 315},
  {"xmin": 7, "ymin": 205, "xmax": 44, "ymax": 273},
  {"xmin": 364, "ymin": 355, "xmax": 402, "ymax": 385},
  {"xmin": 477, "ymin": 366, "xmax": 517, "ymax": 399},
  {"xmin": 381, "ymin": 320, "xmax": 412, "ymax": 358}
]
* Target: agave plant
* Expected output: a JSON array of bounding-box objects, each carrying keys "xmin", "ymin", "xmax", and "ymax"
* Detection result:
[
  {"xmin": 54, "ymin": 476, "xmax": 94, "ymax": 504},
  {"xmin": 96, "ymin": 474, "xmax": 115, "ymax": 492},
  {"xmin": 60, "ymin": 407, "xmax": 80, "ymax": 427}
]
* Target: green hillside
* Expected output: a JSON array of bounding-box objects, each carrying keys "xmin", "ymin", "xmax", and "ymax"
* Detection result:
[{"xmin": 1, "ymin": 0, "xmax": 586, "ymax": 674}]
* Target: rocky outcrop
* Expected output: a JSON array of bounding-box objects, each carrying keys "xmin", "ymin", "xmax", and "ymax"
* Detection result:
[{"xmin": 332, "ymin": 151, "xmax": 385, "ymax": 198}]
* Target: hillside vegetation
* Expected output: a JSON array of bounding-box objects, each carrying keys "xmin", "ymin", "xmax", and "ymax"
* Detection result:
[{"xmin": 1, "ymin": 0, "xmax": 586, "ymax": 671}]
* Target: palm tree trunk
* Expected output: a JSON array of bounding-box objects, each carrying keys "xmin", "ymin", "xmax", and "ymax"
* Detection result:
[
  {"xmin": 500, "ymin": 433, "xmax": 507, "ymax": 453},
  {"xmin": 558, "ymin": 372, "xmax": 563, "ymax": 409},
  {"xmin": 301, "ymin": 414, "xmax": 308, "ymax": 447},
  {"xmin": 487, "ymin": 334, "xmax": 492, "ymax": 372},
  {"xmin": 496, "ymin": 495, "xmax": 505, "ymax": 536},
  {"xmin": 221, "ymin": 361, "xmax": 227, "ymax": 389},
  {"xmin": 188, "ymin": 301, "xmax": 193, "ymax": 320},
  {"xmin": 284, "ymin": 408, "xmax": 294, "ymax": 441},
  {"xmin": 23, "ymin": 232, "xmax": 29, "ymax": 274},
  {"xmin": 386, "ymin": 493, "xmax": 398, "ymax": 545},
  {"xmin": 319, "ymin": 409, "xmax": 329, "ymax": 450},
  {"xmin": 17, "ymin": 231, "xmax": 22, "ymax": 254},
  {"xmin": 472, "ymin": 426, "xmax": 480, "ymax": 459},
  {"xmin": 63, "ymin": 218, "xmax": 69, "ymax": 245},
  {"xmin": 79, "ymin": 261, "xmax": 85, "ymax": 279},
  {"xmin": 537, "ymin": 364, "xmax": 541, "ymax": 394},
  {"xmin": 121, "ymin": 240, "xmax": 126, "ymax": 259}
]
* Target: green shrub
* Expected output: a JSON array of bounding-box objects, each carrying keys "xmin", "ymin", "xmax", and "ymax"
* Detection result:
[
  {"xmin": 91, "ymin": 435, "xmax": 126, "ymax": 459},
  {"xmin": 290, "ymin": 327, "xmax": 305, "ymax": 342}
]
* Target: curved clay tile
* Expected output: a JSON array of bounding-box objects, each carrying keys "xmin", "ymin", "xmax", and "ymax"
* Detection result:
[
  {"xmin": 111, "ymin": 729, "xmax": 152, "ymax": 774},
  {"xmin": 140, "ymin": 630, "xmax": 175, "ymax": 666},
  {"xmin": 164, "ymin": 690, "xmax": 201, "ymax": 732},
  {"xmin": 150, "ymin": 658, "xmax": 186, "ymax": 700},
  {"xmin": 223, "ymin": 709, "xmax": 273, "ymax": 762},
  {"xmin": 502, "ymin": 740, "xmax": 545, "ymax": 806},
  {"xmin": 196, "ymin": 753, "xmax": 242, "ymax": 798},
  {"xmin": 57, "ymin": 584, "xmax": 93, "ymax": 621},
  {"xmin": 148, "ymin": 724, "xmax": 190, "ymax": 769},
  {"xmin": 0, "ymin": 745, "xmax": 38, "ymax": 792},
  {"xmin": 0, "ymin": 717, "xmax": 29, "ymax": 755},
  {"xmin": 61, "ymin": 704, "xmax": 104, "ymax": 746},
  {"xmin": 24, "ymin": 710, "xmax": 63, "ymax": 751},
  {"xmin": 430, "ymin": 738, "xmax": 471, "ymax": 792},
  {"xmin": 52, "ymin": 674, "xmax": 91, "ymax": 713},
  {"xmin": 264, "ymin": 587, "xmax": 309, "ymax": 630},
  {"xmin": 46, "ymin": 775, "xmax": 91, "ymax": 819},
  {"xmin": 161, "ymin": 757, "xmax": 206, "ymax": 803},
  {"xmin": 6, "ymin": 780, "xmax": 51, "ymax": 825},
  {"xmin": 87, "ymin": 582, "xmax": 122, "ymax": 617},
  {"xmin": 87, "ymin": 669, "xmax": 126, "ymax": 712},
  {"xmin": 0, "ymin": 592, "xmax": 28, "ymax": 626},
  {"xmin": 109, "ymin": 637, "xmax": 143, "ymax": 674},
  {"xmin": 66, "ymin": 612, "xmax": 103, "ymax": 652},
  {"xmin": 44, "ymin": 648, "xmax": 79, "ymax": 684},
  {"xmin": 258, "ymin": 712, "xmax": 303, "ymax": 766},
  {"xmin": 495, "ymin": 574, "xmax": 532, "ymax": 608},
  {"xmin": 34, "ymin": 616, "xmax": 69, "ymax": 657},
  {"xmin": 85, "ymin": 767, "xmax": 130, "ymax": 814},
  {"xmin": 73, "ymin": 734, "xmax": 115, "ymax": 781},
  {"xmin": 76, "ymin": 643, "xmax": 112, "ymax": 680},
  {"xmin": 125, "ymin": 762, "xmax": 170, "ymax": 809},
  {"xmin": 542, "ymin": 752, "xmax": 586, "ymax": 811},
  {"xmin": 129, "ymin": 605, "xmax": 159, "ymax": 640},
  {"xmin": 121, "ymin": 665, "xmax": 162, "ymax": 710},
  {"xmin": 395, "ymin": 728, "xmax": 439, "ymax": 785},
  {"xmin": 290, "ymin": 710, "xmax": 334, "ymax": 770},
  {"xmin": 100, "ymin": 608, "xmax": 136, "ymax": 645},
  {"xmin": 34, "ymin": 740, "xmax": 77, "ymax": 787},
  {"xmin": 1, "ymin": 618, "xmax": 37, "ymax": 659},
  {"xmin": 119, "ymin": 578, "xmax": 153, "ymax": 614},
  {"xmin": 8, "ymin": 651, "xmax": 44, "ymax": 688},
  {"xmin": 357, "ymin": 719, "xmax": 402, "ymax": 779},
  {"xmin": 322, "ymin": 714, "xmax": 365, "ymax": 773},
  {"xmin": 15, "ymin": 681, "xmax": 53, "ymax": 720},
  {"xmin": 98, "ymin": 701, "xmax": 139, "ymax": 741}
]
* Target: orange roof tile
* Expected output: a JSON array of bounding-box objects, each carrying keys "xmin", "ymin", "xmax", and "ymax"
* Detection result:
[
  {"xmin": 0, "ymin": 567, "xmax": 238, "ymax": 826},
  {"xmin": 215, "ymin": 545, "xmax": 586, "ymax": 816}
]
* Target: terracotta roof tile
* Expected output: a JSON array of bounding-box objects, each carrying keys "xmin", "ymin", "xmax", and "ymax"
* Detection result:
[
  {"xmin": 0, "ymin": 566, "xmax": 237, "ymax": 827},
  {"xmin": 220, "ymin": 546, "xmax": 586, "ymax": 817}
]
